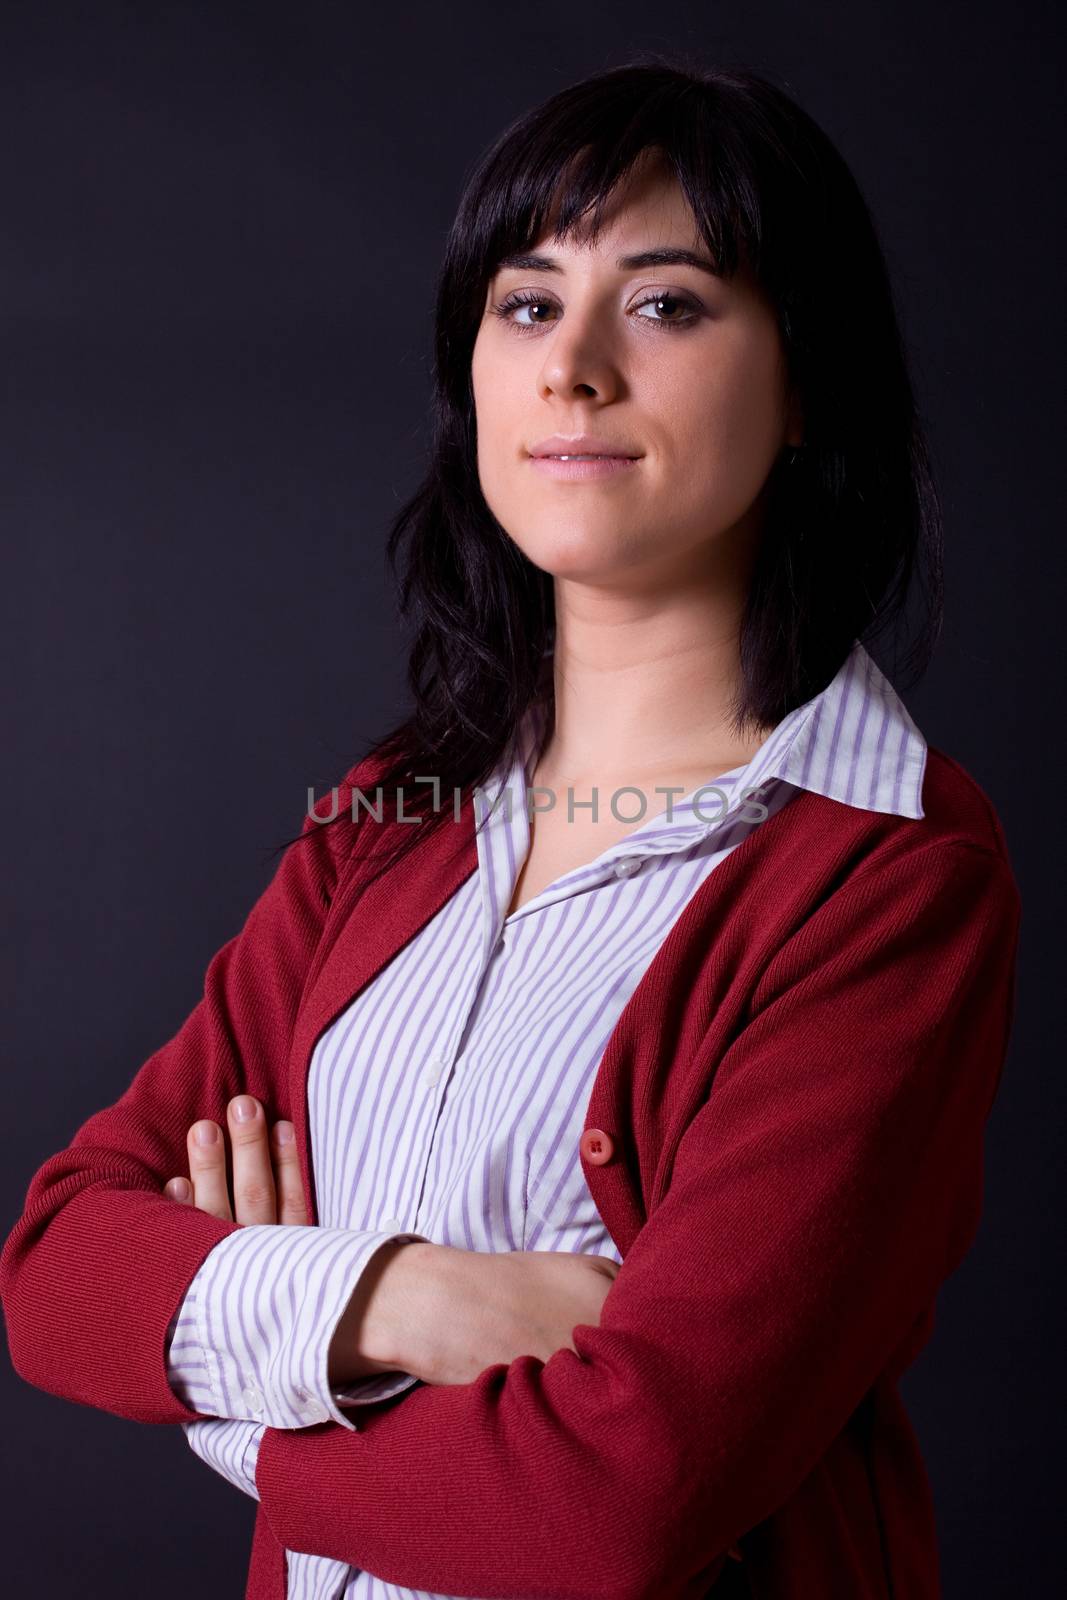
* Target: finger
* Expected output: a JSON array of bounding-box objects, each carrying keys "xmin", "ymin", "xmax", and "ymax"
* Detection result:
[
  {"xmin": 271, "ymin": 1122, "xmax": 309, "ymax": 1225},
  {"xmin": 187, "ymin": 1121, "xmax": 233, "ymax": 1221},
  {"xmin": 164, "ymin": 1177, "xmax": 193, "ymax": 1204},
  {"xmin": 227, "ymin": 1096, "xmax": 277, "ymax": 1225}
]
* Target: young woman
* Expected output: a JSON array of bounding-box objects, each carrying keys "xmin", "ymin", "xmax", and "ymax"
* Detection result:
[{"xmin": 1, "ymin": 57, "xmax": 1021, "ymax": 1600}]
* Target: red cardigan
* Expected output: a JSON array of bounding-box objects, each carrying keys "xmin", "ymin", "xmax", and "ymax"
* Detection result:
[{"xmin": 1, "ymin": 744, "xmax": 1021, "ymax": 1600}]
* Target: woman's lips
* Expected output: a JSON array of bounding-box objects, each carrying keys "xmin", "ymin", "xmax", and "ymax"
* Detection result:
[{"xmin": 528, "ymin": 455, "xmax": 640, "ymax": 480}]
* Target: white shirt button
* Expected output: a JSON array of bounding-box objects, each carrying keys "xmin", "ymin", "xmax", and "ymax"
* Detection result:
[
  {"xmin": 613, "ymin": 857, "xmax": 641, "ymax": 878},
  {"xmin": 292, "ymin": 1386, "xmax": 328, "ymax": 1422},
  {"xmin": 241, "ymin": 1380, "xmax": 264, "ymax": 1418},
  {"xmin": 381, "ymin": 1216, "xmax": 403, "ymax": 1232},
  {"xmin": 423, "ymin": 1060, "xmax": 443, "ymax": 1087}
]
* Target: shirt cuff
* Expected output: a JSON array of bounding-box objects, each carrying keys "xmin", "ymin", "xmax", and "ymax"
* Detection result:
[
  {"xmin": 164, "ymin": 1224, "xmax": 429, "ymax": 1432},
  {"xmin": 332, "ymin": 1370, "xmax": 422, "ymax": 1408}
]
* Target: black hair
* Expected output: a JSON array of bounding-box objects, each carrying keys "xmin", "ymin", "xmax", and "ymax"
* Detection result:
[{"xmin": 276, "ymin": 52, "xmax": 943, "ymax": 890}]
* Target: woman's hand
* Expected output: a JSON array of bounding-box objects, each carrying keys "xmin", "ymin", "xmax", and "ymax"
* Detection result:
[
  {"xmin": 381, "ymin": 1242, "xmax": 622, "ymax": 1387},
  {"xmin": 162, "ymin": 1096, "xmax": 308, "ymax": 1225},
  {"xmin": 161, "ymin": 1101, "xmax": 619, "ymax": 1395}
]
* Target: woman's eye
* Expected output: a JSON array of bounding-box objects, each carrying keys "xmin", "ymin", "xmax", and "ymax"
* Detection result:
[
  {"xmin": 632, "ymin": 292, "xmax": 700, "ymax": 327},
  {"xmin": 490, "ymin": 289, "xmax": 701, "ymax": 332},
  {"xmin": 496, "ymin": 294, "xmax": 557, "ymax": 327}
]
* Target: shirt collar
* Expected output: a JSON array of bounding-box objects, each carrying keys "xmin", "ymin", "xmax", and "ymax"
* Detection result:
[
  {"xmin": 770, "ymin": 637, "xmax": 927, "ymax": 820},
  {"xmin": 479, "ymin": 637, "xmax": 927, "ymax": 862}
]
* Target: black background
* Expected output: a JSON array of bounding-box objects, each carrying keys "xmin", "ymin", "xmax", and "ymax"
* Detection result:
[{"xmin": 2, "ymin": 2, "xmax": 1062, "ymax": 1594}]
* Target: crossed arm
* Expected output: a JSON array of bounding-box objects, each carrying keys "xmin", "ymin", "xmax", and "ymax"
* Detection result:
[
  {"xmin": 168, "ymin": 840, "xmax": 1024, "ymax": 1599},
  {"xmin": 164, "ymin": 1096, "xmax": 622, "ymax": 1506},
  {"xmin": 0, "ymin": 784, "xmax": 1022, "ymax": 1599}
]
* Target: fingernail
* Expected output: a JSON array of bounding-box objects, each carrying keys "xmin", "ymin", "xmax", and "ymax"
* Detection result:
[
  {"xmin": 275, "ymin": 1122, "xmax": 295, "ymax": 1146},
  {"xmin": 166, "ymin": 1179, "xmax": 190, "ymax": 1200},
  {"xmin": 194, "ymin": 1121, "xmax": 219, "ymax": 1145},
  {"xmin": 232, "ymin": 1097, "xmax": 256, "ymax": 1123}
]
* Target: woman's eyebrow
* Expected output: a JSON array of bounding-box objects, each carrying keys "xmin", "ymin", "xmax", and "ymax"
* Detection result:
[{"xmin": 494, "ymin": 246, "xmax": 722, "ymax": 278}]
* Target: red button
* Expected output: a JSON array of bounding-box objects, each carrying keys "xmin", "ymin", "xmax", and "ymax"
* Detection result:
[{"xmin": 579, "ymin": 1126, "xmax": 615, "ymax": 1165}]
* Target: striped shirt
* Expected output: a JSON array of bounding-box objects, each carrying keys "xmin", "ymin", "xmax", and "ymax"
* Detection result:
[{"xmin": 167, "ymin": 636, "xmax": 927, "ymax": 1599}]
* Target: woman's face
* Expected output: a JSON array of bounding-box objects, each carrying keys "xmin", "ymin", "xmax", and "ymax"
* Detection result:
[{"xmin": 471, "ymin": 154, "xmax": 801, "ymax": 590}]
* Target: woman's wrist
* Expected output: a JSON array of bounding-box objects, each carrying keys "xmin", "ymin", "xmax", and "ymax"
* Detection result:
[{"xmin": 328, "ymin": 1239, "xmax": 446, "ymax": 1385}]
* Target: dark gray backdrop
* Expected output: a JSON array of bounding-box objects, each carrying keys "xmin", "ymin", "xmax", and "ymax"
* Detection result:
[{"xmin": 2, "ymin": 2, "xmax": 1062, "ymax": 1594}]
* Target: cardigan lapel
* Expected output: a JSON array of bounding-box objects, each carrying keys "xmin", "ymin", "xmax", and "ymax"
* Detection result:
[{"xmin": 289, "ymin": 796, "xmax": 480, "ymax": 1229}]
